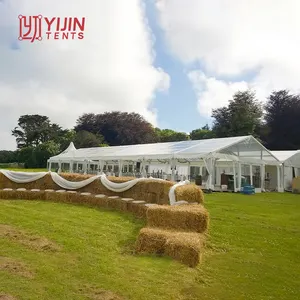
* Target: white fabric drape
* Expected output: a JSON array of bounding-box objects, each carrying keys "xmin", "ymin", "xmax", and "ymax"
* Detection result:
[
  {"xmin": 0, "ymin": 170, "xmax": 189, "ymax": 205},
  {"xmin": 50, "ymin": 172, "xmax": 101, "ymax": 190},
  {"xmin": 0, "ymin": 170, "xmax": 48, "ymax": 183},
  {"xmin": 168, "ymin": 180, "xmax": 190, "ymax": 205}
]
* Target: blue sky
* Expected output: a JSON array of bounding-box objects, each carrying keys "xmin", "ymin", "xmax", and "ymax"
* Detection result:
[{"xmin": 145, "ymin": 1, "xmax": 211, "ymax": 132}]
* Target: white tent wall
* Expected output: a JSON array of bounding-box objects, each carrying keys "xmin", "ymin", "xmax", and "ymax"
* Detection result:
[
  {"xmin": 271, "ymin": 150, "xmax": 300, "ymax": 191},
  {"xmin": 283, "ymin": 166, "xmax": 294, "ymax": 191}
]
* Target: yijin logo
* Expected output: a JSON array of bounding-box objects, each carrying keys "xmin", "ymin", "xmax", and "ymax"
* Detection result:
[{"xmin": 18, "ymin": 15, "xmax": 85, "ymax": 42}]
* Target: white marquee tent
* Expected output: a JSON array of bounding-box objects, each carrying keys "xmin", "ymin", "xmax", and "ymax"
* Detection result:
[
  {"xmin": 271, "ymin": 150, "xmax": 300, "ymax": 191},
  {"xmin": 48, "ymin": 135, "xmax": 285, "ymax": 193}
]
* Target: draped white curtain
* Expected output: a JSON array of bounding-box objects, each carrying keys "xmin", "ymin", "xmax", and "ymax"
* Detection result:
[
  {"xmin": 0, "ymin": 170, "xmax": 48, "ymax": 183},
  {"xmin": 168, "ymin": 180, "xmax": 190, "ymax": 205}
]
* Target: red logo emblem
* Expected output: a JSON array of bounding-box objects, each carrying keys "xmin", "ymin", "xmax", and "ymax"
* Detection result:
[{"xmin": 18, "ymin": 15, "xmax": 43, "ymax": 42}]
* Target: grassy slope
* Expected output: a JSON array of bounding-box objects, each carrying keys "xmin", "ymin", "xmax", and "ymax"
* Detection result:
[{"xmin": 0, "ymin": 193, "xmax": 300, "ymax": 300}]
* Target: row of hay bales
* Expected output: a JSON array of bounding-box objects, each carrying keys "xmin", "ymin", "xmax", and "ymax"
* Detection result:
[
  {"xmin": 0, "ymin": 173, "xmax": 204, "ymax": 205},
  {"xmin": 136, "ymin": 204, "xmax": 209, "ymax": 267},
  {"xmin": 0, "ymin": 188, "xmax": 153, "ymax": 218}
]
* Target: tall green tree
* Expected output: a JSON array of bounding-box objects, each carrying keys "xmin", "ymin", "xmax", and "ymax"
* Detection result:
[
  {"xmin": 190, "ymin": 125, "xmax": 215, "ymax": 140},
  {"xmin": 0, "ymin": 151, "xmax": 17, "ymax": 163},
  {"xmin": 12, "ymin": 115, "xmax": 65, "ymax": 148},
  {"xmin": 73, "ymin": 131, "xmax": 105, "ymax": 148},
  {"xmin": 16, "ymin": 141, "xmax": 60, "ymax": 168},
  {"xmin": 212, "ymin": 90, "xmax": 263, "ymax": 138},
  {"xmin": 75, "ymin": 111, "xmax": 157, "ymax": 146},
  {"xmin": 155, "ymin": 128, "xmax": 189, "ymax": 142},
  {"xmin": 263, "ymin": 90, "xmax": 300, "ymax": 150},
  {"xmin": 34, "ymin": 141, "xmax": 60, "ymax": 168}
]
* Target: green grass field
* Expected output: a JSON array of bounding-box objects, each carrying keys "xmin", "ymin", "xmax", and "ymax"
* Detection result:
[{"xmin": 1, "ymin": 193, "xmax": 299, "ymax": 300}]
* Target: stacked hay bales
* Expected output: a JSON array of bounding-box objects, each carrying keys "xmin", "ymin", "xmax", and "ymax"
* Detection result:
[
  {"xmin": 136, "ymin": 204, "xmax": 209, "ymax": 267},
  {"xmin": 146, "ymin": 204, "xmax": 209, "ymax": 233},
  {"xmin": 136, "ymin": 228, "xmax": 206, "ymax": 267},
  {"xmin": 0, "ymin": 173, "xmax": 204, "ymax": 205}
]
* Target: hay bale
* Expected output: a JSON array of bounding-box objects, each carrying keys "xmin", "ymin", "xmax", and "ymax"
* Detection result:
[
  {"xmin": 107, "ymin": 196, "xmax": 121, "ymax": 210},
  {"xmin": 0, "ymin": 189, "xmax": 16, "ymax": 200},
  {"xmin": 138, "ymin": 203, "xmax": 158, "ymax": 219},
  {"xmin": 136, "ymin": 228, "xmax": 205, "ymax": 267},
  {"xmin": 129, "ymin": 200, "xmax": 146, "ymax": 218},
  {"xmin": 112, "ymin": 197, "xmax": 127, "ymax": 212},
  {"xmin": 146, "ymin": 204, "xmax": 209, "ymax": 233},
  {"xmin": 80, "ymin": 192, "xmax": 92, "ymax": 203},
  {"xmin": 95, "ymin": 194, "xmax": 109, "ymax": 208},
  {"xmin": 120, "ymin": 198, "xmax": 134, "ymax": 212},
  {"xmin": 135, "ymin": 228, "xmax": 166, "ymax": 254},
  {"xmin": 53, "ymin": 191, "xmax": 68, "ymax": 202},
  {"xmin": 175, "ymin": 184, "xmax": 204, "ymax": 204},
  {"xmin": 62, "ymin": 191, "xmax": 77, "ymax": 204},
  {"xmin": 28, "ymin": 190, "xmax": 45, "ymax": 200},
  {"xmin": 15, "ymin": 190, "xmax": 31, "ymax": 200},
  {"xmin": 164, "ymin": 232, "xmax": 204, "ymax": 267},
  {"xmin": 45, "ymin": 190, "xmax": 62, "ymax": 202}
]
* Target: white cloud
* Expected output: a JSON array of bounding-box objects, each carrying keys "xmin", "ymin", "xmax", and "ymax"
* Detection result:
[
  {"xmin": 0, "ymin": 0, "xmax": 170, "ymax": 150},
  {"xmin": 188, "ymin": 71, "xmax": 249, "ymax": 116},
  {"xmin": 156, "ymin": 0, "xmax": 300, "ymax": 116}
]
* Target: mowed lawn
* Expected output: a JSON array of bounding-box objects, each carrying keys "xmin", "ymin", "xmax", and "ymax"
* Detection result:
[{"xmin": 0, "ymin": 193, "xmax": 299, "ymax": 300}]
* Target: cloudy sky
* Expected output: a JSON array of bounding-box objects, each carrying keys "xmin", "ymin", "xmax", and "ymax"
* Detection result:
[{"xmin": 1, "ymin": 0, "xmax": 300, "ymax": 150}]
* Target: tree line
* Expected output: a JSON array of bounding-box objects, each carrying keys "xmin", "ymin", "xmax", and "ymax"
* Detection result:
[{"xmin": 1, "ymin": 89, "xmax": 300, "ymax": 168}]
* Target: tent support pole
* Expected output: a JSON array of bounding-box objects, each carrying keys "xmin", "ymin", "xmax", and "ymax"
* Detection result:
[
  {"xmin": 260, "ymin": 164, "xmax": 265, "ymax": 192},
  {"xmin": 238, "ymin": 162, "xmax": 242, "ymax": 191},
  {"xmin": 69, "ymin": 160, "xmax": 73, "ymax": 173},
  {"xmin": 187, "ymin": 162, "xmax": 191, "ymax": 180},
  {"xmin": 171, "ymin": 159, "xmax": 176, "ymax": 182},
  {"xmin": 118, "ymin": 160, "xmax": 123, "ymax": 177},
  {"xmin": 281, "ymin": 164, "xmax": 285, "ymax": 191},
  {"xmin": 276, "ymin": 165, "xmax": 283, "ymax": 193},
  {"xmin": 233, "ymin": 161, "xmax": 237, "ymax": 192}
]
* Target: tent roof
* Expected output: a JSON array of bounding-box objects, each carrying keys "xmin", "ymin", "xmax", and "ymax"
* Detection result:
[
  {"xmin": 271, "ymin": 150, "xmax": 300, "ymax": 167},
  {"xmin": 49, "ymin": 135, "xmax": 280, "ymax": 164},
  {"xmin": 61, "ymin": 142, "xmax": 76, "ymax": 153}
]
